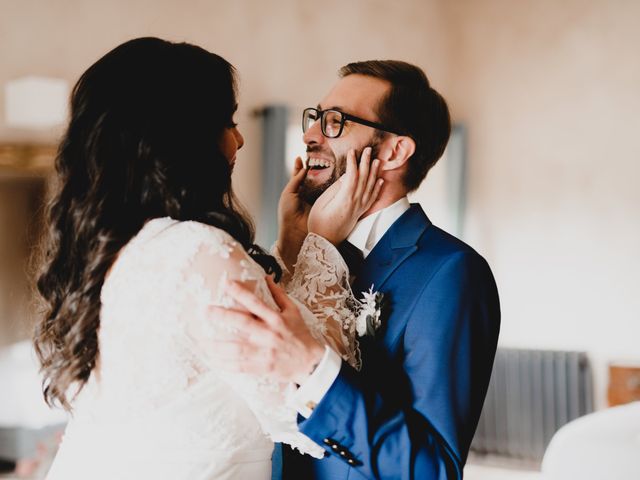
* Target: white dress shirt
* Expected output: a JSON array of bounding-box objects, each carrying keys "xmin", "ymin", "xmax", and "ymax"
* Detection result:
[{"xmin": 289, "ymin": 197, "xmax": 411, "ymax": 417}]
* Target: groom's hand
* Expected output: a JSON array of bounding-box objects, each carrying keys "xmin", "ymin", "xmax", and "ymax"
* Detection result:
[
  {"xmin": 276, "ymin": 157, "xmax": 309, "ymax": 272},
  {"xmin": 208, "ymin": 276, "xmax": 324, "ymax": 385}
]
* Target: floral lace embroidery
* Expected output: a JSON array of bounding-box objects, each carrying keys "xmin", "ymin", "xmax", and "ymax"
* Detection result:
[
  {"xmin": 283, "ymin": 233, "xmax": 362, "ymax": 371},
  {"xmin": 70, "ymin": 220, "xmax": 364, "ymax": 467}
]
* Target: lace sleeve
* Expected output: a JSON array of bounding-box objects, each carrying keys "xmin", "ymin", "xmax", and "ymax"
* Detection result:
[
  {"xmin": 175, "ymin": 222, "xmax": 325, "ymax": 458},
  {"xmin": 271, "ymin": 244, "xmax": 293, "ymax": 286},
  {"xmin": 286, "ymin": 233, "xmax": 361, "ymax": 370}
]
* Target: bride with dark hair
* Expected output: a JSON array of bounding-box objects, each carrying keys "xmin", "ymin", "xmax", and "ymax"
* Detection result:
[{"xmin": 34, "ymin": 37, "xmax": 381, "ymax": 479}]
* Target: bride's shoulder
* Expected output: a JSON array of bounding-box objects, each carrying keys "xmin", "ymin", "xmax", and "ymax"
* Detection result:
[
  {"xmin": 146, "ymin": 219, "xmax": 261, "ymax": 286},
  {"xmin": 167, "ymin": 219, "xmax": 237, "ymax": 242},
  {"xmin": 145, "ymin": 218, "xmax": 244, "ymax": 259}
]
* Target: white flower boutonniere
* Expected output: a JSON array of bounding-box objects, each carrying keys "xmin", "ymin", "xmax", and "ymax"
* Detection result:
[{"xmin": 356, "ymin": 286, "xmax": 386, "ymax": 337}]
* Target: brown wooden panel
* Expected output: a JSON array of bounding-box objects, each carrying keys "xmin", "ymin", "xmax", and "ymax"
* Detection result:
[{"xmin": 608, "ymin": 364, "xmax": 640, "ymax": 407}]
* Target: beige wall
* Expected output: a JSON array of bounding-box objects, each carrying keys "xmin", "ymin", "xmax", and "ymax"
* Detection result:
[
  {"xmin": 0, "ymin": 0, "xmax": 450, "ymax": 345},
  {"xmin": 441, "ymin": 0, "xmax": 640, "ymax": 407},
  {"xmin": 0, "ymin": 0, "xmax": 451, "ymax": 214},
  {"xmin": 1, "ymin": 0, "xmax": 639, "ymax": 406}
]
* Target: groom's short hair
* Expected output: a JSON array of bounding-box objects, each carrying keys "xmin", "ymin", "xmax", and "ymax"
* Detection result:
[{"xmin": 339, "ymin": 60, "xmax": 451, "ymax": 192}]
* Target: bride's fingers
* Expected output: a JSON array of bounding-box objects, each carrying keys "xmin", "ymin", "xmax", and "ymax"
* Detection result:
[
  {"xmin": 354, "ymin": 147, "xmax": 372, "ymax": 199},
  {"xmin": 283, "ymin": 156, "xmax": 307, "ymax": 194},
  {"xmin": 312, "ymin": 174, "xmax": 341, "ymax": 208},
  {"xmin": 225, "ymin": 281, "xmax": 283, "ymax": 330},
  {"xmin": 342, "ymin": 149, "xmax": 358, "ymax": 193},
  {"xmin": 265, "ymin": 275, "xmax": 294, "ymax": 313},
  {"xmin": 207, "ymin": 306, "xmax": 270, "ymax": 338},
  {"xmin": 210, "ymin": 340, "xmax": 252, "ymax": 359},
  {"xmin": 360, "ymin": 157, "xmax": 380, "ymax": 206},
  {"xmin": 364, "ymin": 178, "xmax": 384, "ymax": 212}
]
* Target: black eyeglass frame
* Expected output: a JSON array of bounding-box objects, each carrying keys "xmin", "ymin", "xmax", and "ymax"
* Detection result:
[{"xmin": 302, "ymin": 107, "xmax": 403, "ymax": 138}]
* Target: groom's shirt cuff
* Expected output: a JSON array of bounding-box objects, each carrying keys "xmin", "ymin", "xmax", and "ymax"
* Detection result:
[{"xmin": 289, "ymin": 346, "xmax": 342, "ymax": 418}]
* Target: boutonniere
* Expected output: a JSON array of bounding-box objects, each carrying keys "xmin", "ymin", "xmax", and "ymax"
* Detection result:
[{"xmin": 356, "ymin": 286, "xmax": 386, "ymax": 337}]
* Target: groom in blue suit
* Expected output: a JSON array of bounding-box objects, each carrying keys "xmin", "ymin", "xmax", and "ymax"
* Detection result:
[{"xmin": 220, "ymin": 60, "xmax": 500, "ymax": 479}]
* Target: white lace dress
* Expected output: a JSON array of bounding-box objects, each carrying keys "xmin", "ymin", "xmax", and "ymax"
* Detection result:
[{"xmin": 45, "ymin": 218, "xmax": 358, "ymax": 480}]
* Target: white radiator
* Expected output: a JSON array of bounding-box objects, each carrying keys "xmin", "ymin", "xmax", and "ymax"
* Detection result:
[{"xmin": 470, "ymin": 348, "xmax": 594, "ymax": 463}]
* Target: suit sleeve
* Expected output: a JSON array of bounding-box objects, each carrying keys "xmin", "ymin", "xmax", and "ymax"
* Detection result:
[{"xmin": 296, "ymin": 251, "xmax": 501, "ymax": 479}]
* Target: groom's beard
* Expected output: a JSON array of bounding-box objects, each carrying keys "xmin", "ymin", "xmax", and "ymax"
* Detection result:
[
  {"xmin": 297, "ymin": 145, "xmax": 343, "ymax": 205},
  {"xmin": 298, "ymin": 140, "xmax": 381, "ymax": 206}
]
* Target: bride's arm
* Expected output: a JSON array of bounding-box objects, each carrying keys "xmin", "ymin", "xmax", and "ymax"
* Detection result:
[
  {"xmin": 274, "ymin": 149, "xmax": 381, "ymax": 288},
  {"xmin": 176, "ymin": 223, "xmax": 326, "ymax": 457},
  {"xmin": 283, "ymin": 148, "xmax": 383, "ymax": 369},
  {"xmin": 284, "ymin": 232, "xmax": 362, "ymax": 369},
  {"xmin": 273, "ymin": 157, "xmax": 309, "ymax": 283}
]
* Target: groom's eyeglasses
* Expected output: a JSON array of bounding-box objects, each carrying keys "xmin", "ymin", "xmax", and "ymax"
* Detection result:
[{"xmin": 302, "ymin": 107, "xmax": 402, "ymax": 139}]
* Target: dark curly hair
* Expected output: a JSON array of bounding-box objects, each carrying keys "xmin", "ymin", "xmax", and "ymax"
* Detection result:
[{"xmin": 33, "ymin": 37, "xmax": 280, "ymax": 410}]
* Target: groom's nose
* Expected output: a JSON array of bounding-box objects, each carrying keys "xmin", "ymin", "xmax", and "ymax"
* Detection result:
[{"xmin": 303, "ymin": 116, "xmax": 325, "ymax": 146}]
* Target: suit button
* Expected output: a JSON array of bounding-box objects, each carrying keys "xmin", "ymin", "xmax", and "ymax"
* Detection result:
[
  {"xmin": 331, "ymin": 444, "xmax": 340, "ymax": 451},
  {"xmin": 323, "ymin": 438, "xmax": 334, "ymax": 446},
  {"xmin": 347, "ymin": 458, "xmax": 357, "ymax": 466}
]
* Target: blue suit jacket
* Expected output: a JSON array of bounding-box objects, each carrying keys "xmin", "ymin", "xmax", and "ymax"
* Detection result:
[{"xmin": 279, "ymin": 204, "xmax": 500, "ymax": 480}]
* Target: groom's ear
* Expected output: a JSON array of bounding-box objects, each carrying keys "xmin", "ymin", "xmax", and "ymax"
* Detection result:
[{"xmin": 378, "ymin": 136, "xmax": 415, "ymax": 172}]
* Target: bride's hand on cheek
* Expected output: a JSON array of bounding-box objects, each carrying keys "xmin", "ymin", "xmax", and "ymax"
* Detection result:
[
  {"xmin": 307, "ymin": 147, "xmax": 383, "ymax": 245},
  {"xmin": 278, "ymin": 156, "xmax": 309, "ymax": 238},
  {"xmin": 276, "ymin": 157, "xmax": 309, "ymax": 270}
]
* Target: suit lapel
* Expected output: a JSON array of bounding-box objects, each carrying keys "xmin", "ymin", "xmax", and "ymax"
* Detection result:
[
  {"xmin": 353, "ymin": 204, "xmax": 431, "ymax": 364},
  {"xmin": 353, "ymin": 204, "xmax": 430, "ymax": 295}
]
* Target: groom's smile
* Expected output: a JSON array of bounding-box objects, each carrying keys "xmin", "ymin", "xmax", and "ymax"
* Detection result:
[
  {"xmin": 306, "ymin": 151, "xmax": 337, "ymax": 182},
  {"xmin": 297, "ymin": 143, "xmax": 345, "ymax": 204},
  {"xmin": 298, "ymin": 74, "xmax": 393, "ymax": 206}
]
